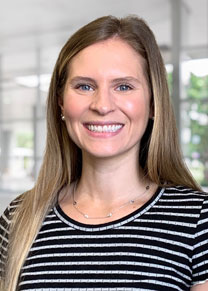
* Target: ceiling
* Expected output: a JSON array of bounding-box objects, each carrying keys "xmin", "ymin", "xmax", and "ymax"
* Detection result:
[
  {"xmin": 0, "ymin": 0, "xmax": 207, "ymax": 51},
  {"xmin": 0, "ymin": 0, "xmax": 207, "ymax": 198},
  {"xmin": 0, "ymin": 0, "xmax": 207, "ymax": 80}
]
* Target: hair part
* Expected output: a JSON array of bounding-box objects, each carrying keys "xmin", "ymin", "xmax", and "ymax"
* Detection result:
[{"xmin": 1, "ymin": 15, "xmax": 201, "ymax": 291}]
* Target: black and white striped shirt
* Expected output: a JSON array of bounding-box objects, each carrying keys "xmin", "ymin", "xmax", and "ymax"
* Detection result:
[{"xmin": 1, "ymin": 186, "xmax": 208, "ymax": 291}]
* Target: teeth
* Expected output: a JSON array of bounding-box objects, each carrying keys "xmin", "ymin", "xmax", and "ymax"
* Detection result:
[{"xmin": 87, "ymin": 124, "xmax": 123, "ymax": 133}]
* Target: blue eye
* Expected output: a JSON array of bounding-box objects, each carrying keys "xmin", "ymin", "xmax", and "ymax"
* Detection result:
[
  {"xmin": 117, "ymin": 84, "xmax": 132, "ymax": 91},
  {"xmin": 77, "ymin": 84, "xmax": 93, "ymax": 91}
]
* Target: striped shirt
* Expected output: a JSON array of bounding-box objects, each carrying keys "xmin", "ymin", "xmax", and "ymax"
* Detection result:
[{"xmin": 1, "ymin": 186, "xmax": 208, "ymax": 291}]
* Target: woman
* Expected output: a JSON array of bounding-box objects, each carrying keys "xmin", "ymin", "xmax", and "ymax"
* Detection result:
[{"xmin": 0, "ymin": 15, "xmax": 208, "ymax": 291}]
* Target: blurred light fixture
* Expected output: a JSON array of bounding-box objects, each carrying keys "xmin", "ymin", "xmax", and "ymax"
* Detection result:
[
  {"xmin": 182, "ymin": 58, "xmax": 208, "ymax": 77},
  {"xmin": 15, "ymin": 74, "xmax": 51, "ymax": 92}
]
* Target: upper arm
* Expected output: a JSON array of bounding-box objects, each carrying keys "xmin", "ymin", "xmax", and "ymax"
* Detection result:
[
  {"xmin": 190, "ymin": 281, "xmax": 208, "ymax": 291},
  {"xmin": 0, "ymin": 207, "xmax": 11, "ymax": 278},
  {"xmin": 0, "ymin": 198, "xmax": 20, "ymax": 277},
  {"xmin": 192, "ymin": 197, "xmax": 208, "ymax": 287}
]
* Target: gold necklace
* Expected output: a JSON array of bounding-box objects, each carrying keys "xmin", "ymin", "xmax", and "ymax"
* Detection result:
[{"xmin": 72, "ymin": 181, "xmax": 150, "ymax": 220}]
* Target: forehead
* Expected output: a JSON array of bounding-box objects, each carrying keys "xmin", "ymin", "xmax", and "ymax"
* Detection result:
[{"xmin": 67, "ymin": 38, "xmax": 146, "ymax": 77}]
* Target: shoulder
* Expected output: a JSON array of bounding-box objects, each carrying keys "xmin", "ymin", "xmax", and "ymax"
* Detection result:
[
  {"xmin": 159, "ymin": 185, "xmax": 208, "ymax": 223},
  {"xmin": 164, "ymin": 185, "xmax": 207, "ymax": 195},
  {"xmin": 0, "ymin": 195, "xmax": 23, "ymax": 236},
  {"xmin": 1, "ymin": 195, "xmax": 23, "ymax": 218},
  {"xmin": 162, "ymin": 185, "xmax": 208, "ymax": 202},
  {"xmin": 162, "ymin": 185, "xmax": 208, "ymax": 237},
  {"xmin": 160, "ymin": 185, "xmax": 208, "ymax": 286},
  {"xmin": 0, "ymin": 196, "xmax": 21, "ymax": 270}
]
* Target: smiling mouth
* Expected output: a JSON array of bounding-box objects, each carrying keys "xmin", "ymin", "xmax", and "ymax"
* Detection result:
[{"xmin": 85, "ymin": 124, "xmax": 124, "ymax": 133}]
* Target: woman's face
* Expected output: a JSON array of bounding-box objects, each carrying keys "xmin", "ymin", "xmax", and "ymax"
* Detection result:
[{"xmin": 60, "ymin": 38, "xmax": 152, "ymax": 160}]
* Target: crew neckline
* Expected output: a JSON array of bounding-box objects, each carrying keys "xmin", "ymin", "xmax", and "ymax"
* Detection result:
[{"xmin": 54, "ymin": 187, "xmax": 164, "ymax": 232}]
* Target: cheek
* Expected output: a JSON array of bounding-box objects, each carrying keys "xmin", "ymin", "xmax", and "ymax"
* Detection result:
[
  {"xmin": 63, "ymin": 98, "xmax": 84, "ymax": 146},
  {"xmin": 122, "ymin": 97, "xmax": 149, "ymax": 120},
  {"xmin": 63, "ymin": 97, "xmax": 84, "ymax": 120}
]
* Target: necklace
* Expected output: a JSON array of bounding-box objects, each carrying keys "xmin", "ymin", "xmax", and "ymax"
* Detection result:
[{"xmin": 72, "ymin": 181, "xmax": 150, "ymax": 220}]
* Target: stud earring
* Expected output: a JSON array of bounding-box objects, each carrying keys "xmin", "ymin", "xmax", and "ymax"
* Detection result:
[{"xmin": 61, "ymin": 114, "xmax": 65, "ymax": 121}]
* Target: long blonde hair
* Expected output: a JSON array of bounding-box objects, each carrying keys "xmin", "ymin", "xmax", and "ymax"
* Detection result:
[{"xmin": 1, "ymin": 15, "xmax": 201, "ymax": 290}]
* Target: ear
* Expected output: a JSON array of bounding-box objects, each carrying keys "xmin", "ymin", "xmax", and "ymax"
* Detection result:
[{"xmin": 58, "ymin": 96, "xmax": 64, "ymax": 112}]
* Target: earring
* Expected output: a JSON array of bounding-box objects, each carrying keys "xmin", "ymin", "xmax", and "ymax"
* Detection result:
[{"xmin": 61, "ymin": 114, "xmax": 65, "ymax": 121}]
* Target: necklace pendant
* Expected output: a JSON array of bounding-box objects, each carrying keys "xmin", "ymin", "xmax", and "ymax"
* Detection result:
[{"xmin": 72, "ymin": 180, "xmax": 150, "ymax": 221}]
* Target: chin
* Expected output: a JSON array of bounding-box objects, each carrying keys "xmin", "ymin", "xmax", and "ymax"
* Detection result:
[{"xmin": 83, "ymin": 148, "xmax": 124, "ymax": 159}]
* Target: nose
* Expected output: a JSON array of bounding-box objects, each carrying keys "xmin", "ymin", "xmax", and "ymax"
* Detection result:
[{"xmin": 89, "ymin": 88, "xmax": 116, "ymax": 115}]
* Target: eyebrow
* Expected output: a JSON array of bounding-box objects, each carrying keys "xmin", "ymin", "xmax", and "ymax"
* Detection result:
[
  {"xmin": 111, "ymin": 77, "xmax": 141, "ymax": 84},
  {"xmin": 69, "ymin": 76, "xmax": 141, "ymax": 85},
  {"xmin": 69, "ymin": 76, "xmax": 95, "ymax": 85}
]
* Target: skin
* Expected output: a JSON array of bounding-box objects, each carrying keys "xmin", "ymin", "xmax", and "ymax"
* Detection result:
[
  {"xmin": 62, "ymin": 38, "xmax": 152, "ymax": 160},
  {"xmin": 59, "ymin": 37, "xmax": 157, "ymax": 221},
  {"xmin": 191, "ymin": 282, "xmax": 208, "ymax": 291},
  {"xmin": 59, "ymin": 38, "xmax": 208, "ymax": 290},
  {"xmin": 59, "ymin": 37, "xmax": 156, "ymax": 221}
]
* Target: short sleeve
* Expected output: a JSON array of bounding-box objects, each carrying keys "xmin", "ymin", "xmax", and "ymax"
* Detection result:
[
  {"xmin": 0, "ymin": 206, "xmax": 11, "ymax": 278},
  {"xmin": 0, "ymin": 198, "xmax": 21, "ymax": 279},
  {"xmin": 192, "ymin": 197, "xmax": 208, "ymax": 285}
]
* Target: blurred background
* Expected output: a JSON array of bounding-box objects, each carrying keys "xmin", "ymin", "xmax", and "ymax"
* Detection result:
[{"xmin": 0, "ymin": 0, "xmax": 208, "ymax": 214}]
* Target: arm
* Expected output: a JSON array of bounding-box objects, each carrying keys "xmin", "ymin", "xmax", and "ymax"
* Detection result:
[
  {"xmin": 0, "ymin": 207, "xmax": 10, "ymax": 279},
  {"xmin": 191, "ymin": 197, "xmax": 208, "ymax": 290},
  {"xmin": 190, "ymin": 281, "xmax": 208, "ymax": 291},
  {"xmin": 0, "ymin": 198, "xmax": 20, "ymax": 277}
]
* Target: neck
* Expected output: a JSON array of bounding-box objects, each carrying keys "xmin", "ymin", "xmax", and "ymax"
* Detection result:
[
  {"xmin": 59, "ymin": 150, "xmax": 158, "ymax": 223},
  {"xmin": 76, "ymin": 150, "xmax": 149, "ymax": 204}
]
